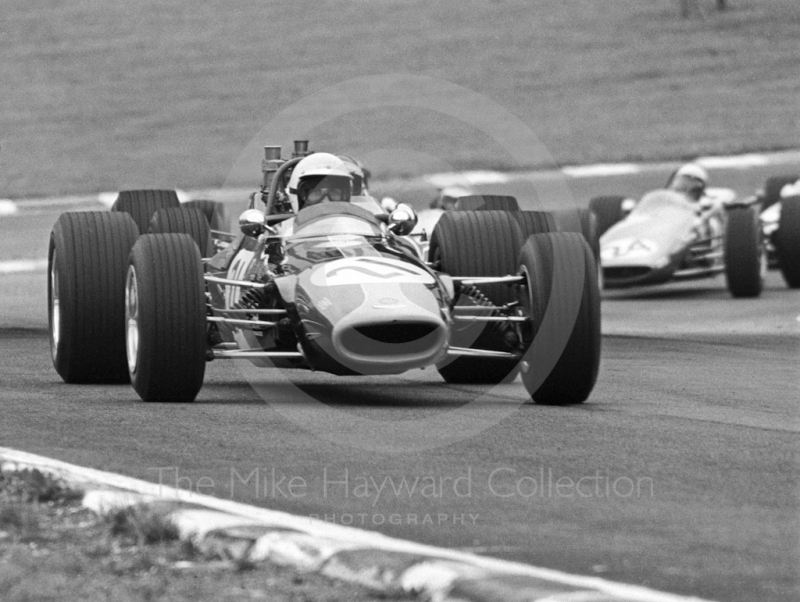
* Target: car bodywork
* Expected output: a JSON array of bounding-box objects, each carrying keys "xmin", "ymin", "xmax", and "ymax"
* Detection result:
[{"xmin": 204, "ymin": 202, "xmax": 464, "ymax": 376}]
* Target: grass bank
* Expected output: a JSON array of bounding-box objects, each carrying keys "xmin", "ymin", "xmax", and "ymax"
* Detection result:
[{"xmin": 0, "ymin": 0, "xmax": 798, "ymax": 197}]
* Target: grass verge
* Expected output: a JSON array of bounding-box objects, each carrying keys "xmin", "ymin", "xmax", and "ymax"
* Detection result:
[{"xmin": 0, "ymin": 468, "xmax": 415, "ymax": 602}]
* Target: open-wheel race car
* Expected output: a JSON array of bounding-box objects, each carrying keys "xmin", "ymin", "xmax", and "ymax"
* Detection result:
[
  {"xmin": 48, "ymin": 141, "xmax": 600, "ymax": 404},
  {"xmin": 590, "ymin": 169, "xmax": 800, "ymax": 297}
]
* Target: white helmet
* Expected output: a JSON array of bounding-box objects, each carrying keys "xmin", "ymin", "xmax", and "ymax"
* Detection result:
[
  {"xmin": 337, "ymin": 154, "xmax": 370, "ymax": 196},
  {"xmin": 430, "ymin": 184, "xmax": 474, "ymax": 209},
  {"xmin": 669, "ymin": 163, "xmax": 709, "ymax": 201},
  {"xmin": 287, "ymin": 153, "xmax": 353, "ymax": 211},
  {"xmin": 674, "ymin": 163, "xmax": 709, "ymax": 184}
]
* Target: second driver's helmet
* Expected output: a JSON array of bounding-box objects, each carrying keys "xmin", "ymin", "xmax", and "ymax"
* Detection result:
[
  {"xmin": 668, "ymin": 163, "xmax": 709, "ymax": 201},
  {"xmin": 287, "ymin": 153, "xmax": 353, "ymax": 211}
]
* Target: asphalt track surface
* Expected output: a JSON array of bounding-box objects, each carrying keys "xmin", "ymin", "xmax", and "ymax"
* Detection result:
[{"xmin": 1, "ymin": 163, "xmax": 798, "ymax": 601}]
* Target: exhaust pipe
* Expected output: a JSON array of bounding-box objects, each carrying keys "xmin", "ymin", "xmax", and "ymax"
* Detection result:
[
  {"xmin": 292, "ymin": 140, "xmax": 310, "ymax": 158},
  {"xmin": 261, "ymin": 145, "xmax": 283, "ymax": 189}
]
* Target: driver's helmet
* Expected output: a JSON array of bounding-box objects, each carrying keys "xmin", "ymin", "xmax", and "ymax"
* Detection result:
[
  {"xmin": 668, "ymin": 163, "xmax": 709, "ymax": 201},
  {"xmin": 287, "ymin": 153, "xmax": 353, "ymax": 211},
  {"xmin": 337, "ymin": 154, "xmax": 370, "ymax": 196},
  {"xmin": 430, "ymin": 184, "xmax": 473, "ymax": 209}
]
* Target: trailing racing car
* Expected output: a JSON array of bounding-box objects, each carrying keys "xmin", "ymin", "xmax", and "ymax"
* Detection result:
[
  {"xmin": 590, "ymin": 168, "xmax": 800, "ymax": 296},
  {"xmin": 48, "ymin": 141, "xmax": 601, "ymax": 404}
]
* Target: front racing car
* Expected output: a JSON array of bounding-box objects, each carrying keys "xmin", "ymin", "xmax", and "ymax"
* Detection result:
[{"xmin": 47, "ymin": 140, "xmax": 602, "ymax": 406}]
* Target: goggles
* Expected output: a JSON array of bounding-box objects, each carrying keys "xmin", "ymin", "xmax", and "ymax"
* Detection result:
[{"xmin": 305, "ymin": 187, "xmax": 347, "ymax": 203}]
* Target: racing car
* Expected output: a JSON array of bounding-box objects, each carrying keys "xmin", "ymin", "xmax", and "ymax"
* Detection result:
[
  {"xmin": 48, "ymin": 141, "xmax": 601, "ymax": 404},
  {"xmin": 590, "ymin": 171, "xmax": 800, "ymax": 296}
]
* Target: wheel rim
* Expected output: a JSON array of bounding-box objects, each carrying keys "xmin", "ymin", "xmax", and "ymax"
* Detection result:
[
  {"xmin": 49, "ymin": 249, "xmax": 60, "ymax": 362},
  {"xmin": 125, "ymin": 266, "xmax": 140, "ymax": 374}
]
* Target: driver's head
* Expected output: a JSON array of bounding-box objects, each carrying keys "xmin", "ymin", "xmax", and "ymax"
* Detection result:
[
  {"xmin": 288, "ymin": 153, "xmax": 353, "ymax": 210},
  {"xmin": 668, "ymin": 163, "xmax": 709, "ymax": 201},
  {"xmin": 431, "ymin": 184, "xmax": 473, "ymax": 210}
]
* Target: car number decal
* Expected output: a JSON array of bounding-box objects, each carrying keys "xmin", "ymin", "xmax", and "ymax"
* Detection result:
[
  {"xmin": 601, "ymin": 238, "xmax": 658, "ymax": 260},
  {"xmin": 309, "ymin": 257, "xmax": 435, "ymax": 287}
]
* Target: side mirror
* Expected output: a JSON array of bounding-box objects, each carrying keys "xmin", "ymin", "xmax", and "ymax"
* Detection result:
[
  {"xmin": 388, "ymin": 203, "xmax": 418, "ymax": 236},
  {"xmin": 239, "ymin": 209, "xmax": 269, "ymax": 237}
]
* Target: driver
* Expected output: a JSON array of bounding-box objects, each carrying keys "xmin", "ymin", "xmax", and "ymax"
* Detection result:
[
  {"xmin": 667, "ymin": 163, "xmax": 709, "ymax": 202},
  {"xmin": 668, "ymin": 163, "xmax": 722, "ymax": 241},
  {"xmin": 287, "ymin": 153, "xmax": 353, "ymax": 212}
]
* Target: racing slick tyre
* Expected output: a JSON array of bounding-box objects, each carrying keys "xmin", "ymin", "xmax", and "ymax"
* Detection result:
[
  {"xmin": 48, "ymin": 211, "xmax": 139, "ymax": 383},
  {"xmin": 589, "ymin": 195, "xmax": 627, "ymax": 237},
  {"xmin": 430, "ymin": 211, "xmax": 523, "ymax": 384},
  {"xmin": 551, "ymin": 209, "xmax": 600, "ymax": 262},
  {"xmin": 112, "ymin": 189, "xmax": 180, "ymax": 235},
  {"xmin": 183, "ymin": 199, "xmax": 229, "ymax": 231},
  {"xmin": 774, "ymin": 195, "xmax": 800, "ymax": 288},
  {"xmin": 148, "ymin": 207, "xmax": 212, "ymax": 257},
  {"xmin": 455, "ymin": 195, "xmax": 520, "ymax": 212},
  {"xmin": 514, "ymin": 210, "xmax": 557, "ymax": 239},
  {"xmin": 126, "ymin": 234, "xmax": 206, "ymax": 402},
  {"xmin": 518, "ymin": 232, "xmax": 601, "ymax": 404},
  {"xmin": 724, "ymin": 206, "xmax": 765, "ymax": 298},
  {"xmin": 761, "ymin": 174, "xmax": 799, "ymax": 210}
]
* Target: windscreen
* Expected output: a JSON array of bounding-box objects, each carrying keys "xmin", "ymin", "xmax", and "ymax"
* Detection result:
[
  {"xmin": 632, "ymin": 190, "xmax": 695, "ymax": 215},
  {"xmin": 292, "ymin": 214, "xmax": 382, "ymax": 239}
]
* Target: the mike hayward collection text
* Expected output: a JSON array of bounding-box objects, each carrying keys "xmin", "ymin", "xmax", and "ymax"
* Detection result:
[{"xmin": 150, "ymin": 466, "xmax": 655, "ymax": 503}]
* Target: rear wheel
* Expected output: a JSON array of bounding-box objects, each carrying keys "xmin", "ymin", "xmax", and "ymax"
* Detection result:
[
  {"xmin": 517, "ymin": 232, "xmax": 601, "ymax": 404},
  {"xmin": 775, "ymin": 195, "xmax": 800, "ymax": 288},
  {"xmin": 48, "ymin": 212, "xmax": 139, "ymax": 383},
  {"xmin": 589, "ymin": 195, "xmax": 627, "ymax": 237},
  {"xmin": 430, "ymin": 211, "xmax": 523, "ymax": 383},
  {"xmin": 148, "ymin": 207, "xmax": 212, "ymax": 257},
  {"xmin": 761, "ymin": 175, "xmax": 799, "ymax": 210},
  {"xmin": 724, "ymin": 206, "xmax": 765, "ymax": 298},
  {"xmin": 455, "ymin": 195, "xmax": 519, "ymax": 212},
  {"xmin": 112, "ymin": 189, "xmax": 180, "ymax": 234},
  {"xmin": 183, "ymin": 199, "xmax": 229, "ymax": 231},
  {"xmin": 552, "ymin": 208, "xmax": 600, "ymax": 262},
  {"xmin": 514, "ymin": 210, "xmax": 557, "ymax": 239},
  {"xmin": 126, "ymin": 234, "xmax": 207, "ymax": 402}
]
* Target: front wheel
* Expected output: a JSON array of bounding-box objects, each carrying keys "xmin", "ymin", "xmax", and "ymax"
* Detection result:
[
  {"xmin": 724, "ymin": 206, "xmax": 764, "ymax": 298},
  {"xmin": 126, "ymin": 234, "xmax": 207, "ymax": 402},
  {"xmin": 49, "ymin": 212, "xmax": 139, "ymax": 383},
  {"xmin": 517, "ymin": 232, "xmax": 601, "ymax": 404}
]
